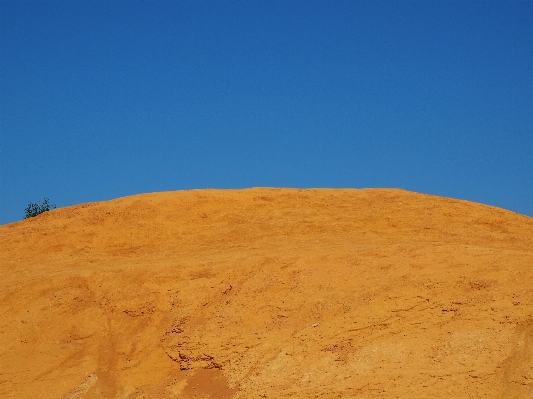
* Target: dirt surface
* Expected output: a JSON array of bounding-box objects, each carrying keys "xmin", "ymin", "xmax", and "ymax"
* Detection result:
[{"xmin": 1, "ymin": 188, "xmax": 533, "ymax": 399}]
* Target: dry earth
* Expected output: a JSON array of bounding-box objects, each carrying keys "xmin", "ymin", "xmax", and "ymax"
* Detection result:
[{"xmin": 1, "ymin": 188, "xmax": 533, "ymax": 399}]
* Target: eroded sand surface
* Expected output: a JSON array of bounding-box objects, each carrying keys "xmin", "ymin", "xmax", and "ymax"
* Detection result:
[{"xmin": 1, "ymin": 188, "xmax": 532, "ymax": 399}]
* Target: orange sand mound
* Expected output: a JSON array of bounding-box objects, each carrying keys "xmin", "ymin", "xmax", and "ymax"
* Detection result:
[{"xmin": 1, "ymin": 188, "xmax": 533, "ymax": 399}]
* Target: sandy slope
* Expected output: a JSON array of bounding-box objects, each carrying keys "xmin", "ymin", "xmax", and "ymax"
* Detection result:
[{"xmin": 1, "ymin": 188, "xmax": 532, "ymax": 399}]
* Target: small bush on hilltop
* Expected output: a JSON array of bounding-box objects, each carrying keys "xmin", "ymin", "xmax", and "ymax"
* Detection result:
[{"xmin": 24, "ymin": 198, "xmax": 56, "ymax": 219}]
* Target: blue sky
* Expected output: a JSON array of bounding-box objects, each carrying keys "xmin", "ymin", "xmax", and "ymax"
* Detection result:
[{"xmin": 1, "ymin": 0, "xmax": 532, "ymax": 224}]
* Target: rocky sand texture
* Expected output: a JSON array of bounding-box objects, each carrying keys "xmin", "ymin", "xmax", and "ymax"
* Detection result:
[{"xmin": 1, "ymin": 188, "xmax": 533, "ymax": 398}]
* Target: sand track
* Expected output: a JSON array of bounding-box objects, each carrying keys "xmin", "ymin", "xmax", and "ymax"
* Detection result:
[{"xmin": 1, "ymin": 188, "xmax": 532, "ymax": 398}]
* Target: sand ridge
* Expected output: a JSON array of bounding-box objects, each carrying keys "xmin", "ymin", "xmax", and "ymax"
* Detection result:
[{"xmin": 1, "ymin": 188, "xmax": 532, "ymax": 398}]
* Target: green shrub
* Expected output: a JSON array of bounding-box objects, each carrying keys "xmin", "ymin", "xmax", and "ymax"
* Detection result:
[{"xmin": 24, "ymin": 198, "xmax": 56, "ymax": 219}]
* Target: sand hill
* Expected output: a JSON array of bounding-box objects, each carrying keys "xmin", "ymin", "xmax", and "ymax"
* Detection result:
[{"xmin": 1, "ymin": 188, "xmax": 533, "ymax": 399}]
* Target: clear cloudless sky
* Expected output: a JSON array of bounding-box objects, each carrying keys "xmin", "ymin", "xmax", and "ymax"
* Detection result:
[{"xmin": 1, "ymin": 0, "xmax": 532, "ymax": 224}]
